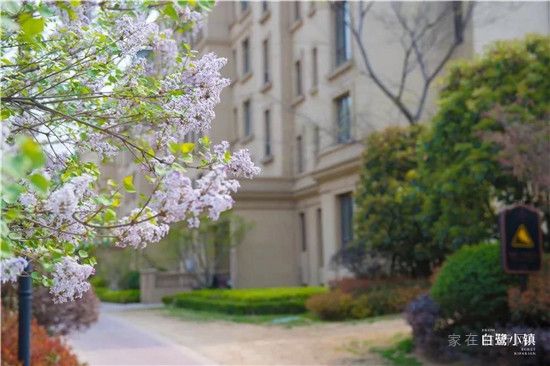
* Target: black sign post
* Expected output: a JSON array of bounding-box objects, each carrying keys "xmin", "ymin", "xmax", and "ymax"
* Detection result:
[
  {"xmin": 18, "ymin": 263, "xmax": 32, "ymax": 366},
  {"xmin": 499, "ymin": 204, "xmax": 543, "ymax": 275}
]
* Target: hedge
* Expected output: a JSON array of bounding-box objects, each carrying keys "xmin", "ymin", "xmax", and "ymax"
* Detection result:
[
  {"xmin": 95, "ymin": 288, "xmax": 140, "ymax": 303},
  {"xmin": 163, "ymin": 287, "xmax": 327, "ymax": 315}
]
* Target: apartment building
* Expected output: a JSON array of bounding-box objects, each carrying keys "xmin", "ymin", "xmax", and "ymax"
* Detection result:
[{"xmin": 193, "ymin": 1, "xmax": 550, "ymax": 288}]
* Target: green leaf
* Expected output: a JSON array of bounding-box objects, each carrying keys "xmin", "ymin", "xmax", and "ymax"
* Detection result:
[
  {"xmin": 20, "ymin": 137, "xmax": 45, "ymax": 169},
  {"xmin": 123, "ymin": 175, "xmax": 136, "ymax": 193},
  {"xmin": 29, "ymin": 173, "xmax": 50, "ymax": 193},
  {"xmin": 104, "ymin": 208, "xmax": 117, "ymax": 222},
  {"xmin": 78, "ymin": 249, "xmax": 88, "ymax": 258},
  {"xmin": 18, "ymin": 14, "xmax": 45, "ymax": 41},
  {"xmin": 180, "ymin": 142, "xmax": 195, "ymax": 154},
  {"xmin": 2, "ymin": 184, "xmax": 24, "ymax": 204}
]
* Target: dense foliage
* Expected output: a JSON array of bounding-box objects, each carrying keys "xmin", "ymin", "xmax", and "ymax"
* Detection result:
[
  {"xmin": 307, "ymin": 279, "xmax": 428, "ymax": 321},
  {"xmin": 431, "ymin": 242, "xmax": 517, "ymax": 326},
  {"xmin": 1, "ymin": 284, "xmax": 99, "ymax": 336},
  {"xmin": 352, "ymin": 125, "xmax": 437, "ymax": 277},
  {"xmin": 95, "ymin": 287, "xmax": 140, "ymax": 303},
  {"xmin": 507, "ymin": 256, "xmax": 550, "ymax": 327},
  {"xmin": 1, "ymin": 309, "xmax": 81, "ymax": 365},
  {"xmin": 0, "ymin": 1, "xmax": 259, "ymax": 302},
  {"xmin": 417, "ymin": 34, "xmax": 550, "ymax": 250},
  {"xmin": 163, "ymin": 287, "xmax": 327, "ymax": 315}
]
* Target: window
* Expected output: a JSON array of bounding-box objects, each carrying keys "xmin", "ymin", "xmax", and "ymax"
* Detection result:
[
  {"xmin": 242, "ymin": 38, "xmax": 250, "ymax": 75},
  {"xmin": 295, "ymin": 60, "xmax": 303, "ymax": 96},
  {"xmin": 339, "ymin": 193, "xmax": 353, "ymax": 248},
  {"xmin": 309, "ymin": 1, "xmax": 316, "ymax": 15},
  {"xmin": 313, "ymin": 125, "xmax": 320, "ymax": 156},
  {"xmin": 293, "ymin": 1, "xmax": 301, "ymax": 22},
  {"xmin": 316, "ymin": 208, "xmax": 323, "ymax": 266},
  {"xmin": 311, "ymin": 47, "xmax": 318, "ymax": 88},
  {"xmin": 243, "ymin": 100, "xmax": 252, "ymax": 137},
  {"xmin": 262, "ymin": 39, "xmax": 270, "ymax": 84},
  {"xmin": 240, "ymin": 1, "xmax": 249, "ymax": 13},
  {"xmin": 335, "ymin": 93, "xmax": 351, "ymax": 143},
  {"xmin": 299, "ymin": 212, "xmax": 306, "ymax": 252},
  {"xmin": 334, "ymin": 0, "xmax": 351, "ymax": 66},
  {"xmin": 261, "ymin": 0, "xmax": 268, "ymax": 13},
  {"xmin": 296, "ymin": 135, "xmax": 303, "ymax": 173},
  {"xmin": 233, "ymin": 107, "xmax": 238, "ymax": 137},
  {"xmin": 232, "ymin": 48, "xmax": 237, "ymax": 79},
  {"xmin": 264, "ymin": 109, "xmax": 271, "ymax": 157}
]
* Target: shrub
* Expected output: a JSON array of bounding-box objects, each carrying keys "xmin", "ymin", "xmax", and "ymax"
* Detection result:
[
  {"xmin": 405, "ymin": 295, "xmax": 451, "ymax": 360},
  {"xmin": 90, "ymin": 275, "xmax": 108, "ymax": 288},
  {"xmin": 33, "ymin": 287, "xmax": 99, "ymax": 336},
  {"xmin": 305, "ymin": 291, "xmax": 354, "ymax": 321},
  {"xmin": 508, "ymin": 256, "xmax": 550, "ymax": 327},
  {"xmin": 164, "ymin": 287, "xmax": 326, "ymax": 315},
  {"xmin": 120, "ymin": 270, "xmax": 140, "ymax": 290},
  {"xmin": 1, "ymin": 309, "xmax": 81, "ymax": 366},
  {"xmin": 96, "ymin": 288, "xmax": 140, "ymax": 303},
  {"xmin": 431, "ymin": 242, "xmax": 517, "ymax": 326},
  {"xmin": 354, "ymin": 125, "xmax": 437, "ymax": 277},
  {"xmin": 308, "ymin": 282, "xmax": 427, "ymax": 320}
]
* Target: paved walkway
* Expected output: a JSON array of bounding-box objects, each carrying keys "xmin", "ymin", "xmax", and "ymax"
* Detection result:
[{"xmin": 67, "ymin": 304, "xmax": 216, "ymax": 366}]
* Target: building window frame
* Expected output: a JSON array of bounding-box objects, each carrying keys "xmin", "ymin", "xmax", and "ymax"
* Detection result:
[
  {"xmin": 338, "ymin": 192, "xmax": 353, "ymax": 249},
  {"xmin": 242, "ymin": 37, "xmax": 250, "ymax": 75},
  {"xmin": 295, "ymin": 59, "xmax": 303, "ymax": 97},
  {"xmin": 264, "ymin": 109, "xmax": 272, "ymax": 157},
  {"xmin": 293, "ymin": 1, "xmax": 302, "ymax": 22},
  {"xmin": 243, "ymin": 99, "xmax": 252, "ymax": 137},
  {"xmin": 240, "ymin": 1, "xmax": 249, "ymax": 13},
  {"xmin": 334, "ymin": 0, "xmax": 351, "ymax": 67},
  {"xmin": 262, "ymin": 38, "xmax": 270, "ymax": 84},
  {"xmin": 335, "ymin": 93, "xmax": 351, "ymax": 143},
  {"xmin": 311, "ymin": 47, "xmax": 318, "ymax": 89},
  {"xmin": 296, "ymin": 135, "xmax": 304, "ymax": 173},
  {"xmin": 299, "ymin": 212, "xmax": 307, "ymax": 252}
]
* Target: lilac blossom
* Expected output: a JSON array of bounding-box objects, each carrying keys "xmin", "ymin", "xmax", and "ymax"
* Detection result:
[
  {"xmin": 45, "ymin": 174, "xmax": 94, "ymax": 218},
  {"xmin": 50, "ymin": 257, "xmax": 94, "ymax": 303},
  {"xmin": 229, "ymin": 149, "xmax": 261, "ymax": 178},
  {"xmin": 0, "ymin": 257, "xmax": 28, "ymax": 284},
  {"xmin": 113, "ymin": 209, "xmax": 169, "ymax": 249}
]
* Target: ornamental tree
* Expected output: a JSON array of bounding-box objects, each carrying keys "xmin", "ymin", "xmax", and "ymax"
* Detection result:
[
  {"xmin": 0, "ymin": 1, "xmax": 260, "ymax": 303},
  {"xmin": 417, "ymin": 35, "xmax": 550, "ymax": 250},
  {"xmin": 352, "ymin": 125, "xmax": 438, "ymax": 277}
]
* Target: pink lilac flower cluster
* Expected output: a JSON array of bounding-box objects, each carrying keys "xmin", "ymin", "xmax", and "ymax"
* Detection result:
[
  {"xmin": 162, "ymin": 53, "xmax": 230, "ymax": 139},
  {"xmin": 147, "ymin": 141, "xmax": 260, "ymax": 232},
  {"xmin": 114, "ymin": 15, "xmax": 158, "ymax": 56},
  {"xmin": 113, "ymin": 209, "xmax": 169, "ymax": 249},
  {"xmin": 45, "ymin": 174, "xmax": 94, "ymax": 219},
  {"xmin": 50, "ymin": 257, "xmax": 94, "ymax": 304},
  {"xmin": 0, "ymin": 257, "xmax": 28, "ymax": 284}
]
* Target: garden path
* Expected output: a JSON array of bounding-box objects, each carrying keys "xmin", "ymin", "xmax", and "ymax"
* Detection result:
[
  {"xmin": 69, "ymin": 303, "xmax": 417, "ymax": 365},
  {"xmin": 67, "ymin": 303, "xmax": 216, "ymax": 365}
]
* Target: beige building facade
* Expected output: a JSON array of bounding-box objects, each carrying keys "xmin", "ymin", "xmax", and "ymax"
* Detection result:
[{"xmin": 193, "ymin": 1, "xmax": 550, "ymax": 288}]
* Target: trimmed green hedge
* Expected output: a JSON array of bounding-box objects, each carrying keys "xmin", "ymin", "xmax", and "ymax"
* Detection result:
[
  {"xmin": 163, "ymin": 287, "xmax": 327, "ymax": 315},
  {"xmin": 95, "ymin": 287, "xmax": 140, "ymax": 303}
]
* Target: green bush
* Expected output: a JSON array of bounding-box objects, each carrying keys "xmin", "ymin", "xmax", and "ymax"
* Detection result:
[
  {"xmin": 305, "ymin": 291, "xmax": 355, "ymax": 321},
  {"xmin": 163, "ymin": 287, "xmax": 327, "ymax": 315},
  {"xmin": 120, "ymin": 270, "xmax": 140, "ymax": 290},
  {"xmin": 307, "ymin": 283, "xmax": 427, "ymax": 320},
  {"xmin": 431, "ymin": 242, "xmax": 517, "ymax": 326},
  {"xmin": 95, "ymin": 288, "xmax": 140, "ymax": 303},
  {"xmin": 418, "ymin": 35, "xmax": 550, "ymax": 249},
  {"xmin": 90, "ymin": 276, "xmax": 108, "ymax": 288}
]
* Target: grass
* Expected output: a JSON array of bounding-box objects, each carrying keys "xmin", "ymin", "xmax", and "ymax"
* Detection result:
[
  {"xmin": 371, "ymin": 336, "xmax": 422, "ymax": 366},
  {"xmin": 163, "ymin": 306, "xmax": 319, "ymax": 326},
  {"xmin": 163, "ymin": 305, "xmax": 402, "ymax": 327}
]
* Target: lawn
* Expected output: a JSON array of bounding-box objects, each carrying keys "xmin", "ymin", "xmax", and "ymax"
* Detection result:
[{"xmin": 163, "ymin": 305, "xmax": 402, "ymax": 327}]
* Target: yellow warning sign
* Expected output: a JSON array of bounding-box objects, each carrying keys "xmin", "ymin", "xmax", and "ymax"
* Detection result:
[{"xmin": 511, "ymin": 224, "xmax": 535, "ymax": 248}]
